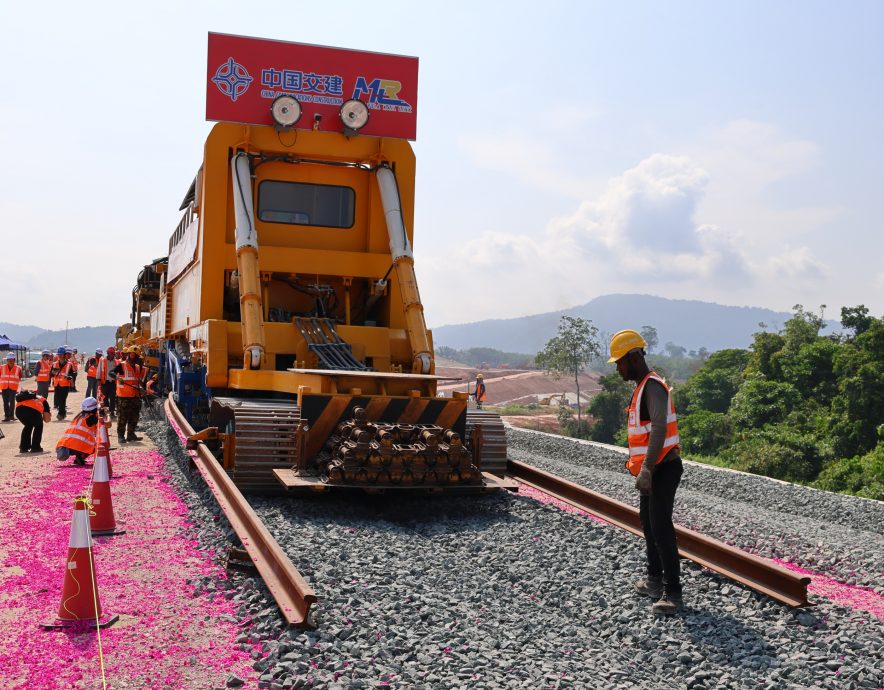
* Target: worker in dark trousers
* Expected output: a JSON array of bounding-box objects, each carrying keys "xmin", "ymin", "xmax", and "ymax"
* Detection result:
[
  {"xmin": 472, "ymin": 373, "xmax": 486, "ymax": 410},
  {"xmin": 15, "ymin": 390, "xmax": 50, "ymax": 453},
  {"xmin": 97, "ymin": 345, "xmax": 118, "ymax": 419},
  {"xmin": 70, "ymin": 348, "xmax": 80, "ymax": 391},
  {"xmin": 85, "ymin": 349, "xmax": 102, "ymax": 399},
  {"xmin": 114, "ymin": 347, "xmax": 144, "ymax": 443},
  {"xmin": 609, "ymin": 329, "xmax": 684, "ymax": 616},
  {"xmin": 51, "ymin": 347, "xmax": 74, "ymax": 420},
  {"xmin": 34, "ymin": 350, "xmax": 53, "ymax": 399},
  {"xmin": 1, "ymin": 352, "xmax": 23, "ymax": 421}
]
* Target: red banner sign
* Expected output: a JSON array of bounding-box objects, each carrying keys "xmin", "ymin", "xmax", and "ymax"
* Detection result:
[{"xmin": 206, "ymin": 33, "xmax": 418, "ymax": 140}]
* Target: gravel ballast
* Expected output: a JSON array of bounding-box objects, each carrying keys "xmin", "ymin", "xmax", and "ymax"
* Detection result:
[{"xmin": 149, "ymin": 419, "xmax": 884, "ymax": 690}]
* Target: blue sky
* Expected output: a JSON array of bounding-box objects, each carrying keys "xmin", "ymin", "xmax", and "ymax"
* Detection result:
[{"xmin": 1, "ymin": 1, "xmax": 881, "ymax": 330}]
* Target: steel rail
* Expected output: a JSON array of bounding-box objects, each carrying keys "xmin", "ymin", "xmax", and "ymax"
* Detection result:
[
  {"xmin": 164, "ymin": 394, "xmax": 317, "ymax": 626},
  {"xmin": 508, "ymin": 459, "xmax": 810, "ymax": 607}
]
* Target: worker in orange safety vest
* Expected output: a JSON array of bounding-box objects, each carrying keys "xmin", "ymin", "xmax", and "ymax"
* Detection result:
[
  {"xmin": 34, "ymin": 350, "xmax": 53, "ymax": 399},
  {"xmin": 114, "ymin": 347, "xmax": 144, "ymax": 443},
  {"xmin": 96, "ymin": 345, "xmax": 118, "ymax": 419},
  {"xmin": 51, "ymin": 347, "xmax": 74, "ymax": 420},
  {"xmin": 1, "ymin": 352, "xmax": 23, "ymax": 421},
  {"xmin": 14, "ymin": 390, "xmax": 50, "ymax": 453},
  {"xmin": 609, "ymin": 328, "xmax": 683, "ymax": 616},
  {"xmin": 56, "ymin": 397, "xmax": 106, "ymax": 466},
  {"xmin": 472, "ymin": 373, "xmax": 486, "ymax": 410},
  {"xmin": 85, "ymin": 348, "xmax": 102, "ymax": 399}
]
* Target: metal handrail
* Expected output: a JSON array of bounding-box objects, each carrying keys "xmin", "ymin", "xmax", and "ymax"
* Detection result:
[
  {"xmin": 508, "ymin": 459, "xmax": 810, "ymax": 607},
  {"xmin": 165, "ymin": 394, "xmax": 317, "ymax": 626}
]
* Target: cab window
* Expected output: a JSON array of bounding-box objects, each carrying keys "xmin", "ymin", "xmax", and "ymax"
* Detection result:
[{"xmin": 258, "ymin": 180, "xmax": 355, "ymax": 228}]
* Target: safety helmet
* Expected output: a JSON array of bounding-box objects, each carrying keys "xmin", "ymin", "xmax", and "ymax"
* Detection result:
[
  {"xmin": 81, "ymin": 397, "xmax": 99, "ymax": 412},
  {"xmin": 5, "ymin": 352, "xmax": 14, "ymax": 360},
  {"xmin": 73, "ymin": 348, "xmax": 78, "ymax": 353},
  {"xmin": 607, "ymin": 329, "xmax": 648, "ymax": 363},
  {"xmin": 107, "ymin": 346, "xmax": 116, "ymax": 353},
  {"xmin": 56, "ymin": 347, "xmax": 66, "ymax": 355},
  {"xmin": 64, "ymin": 347, "xmax": 73, "ymax": 354},
  {"xmin": 476, "ymin": 373, "xmax": 484, "ymax": 380},
  {"xmin": 41, "ymin": 350, "xmax": 50, "ymax": 356},
  {"xmin": 130, "ymin": 345, "xmax": 141, "ymax": 355},
  {"xmin": 151, "ymin": 373, "xmax": 159, "ymax": 380},
  {"xmin": 95, "ymin": 348, "xmax": 104, "ymax": 355}
]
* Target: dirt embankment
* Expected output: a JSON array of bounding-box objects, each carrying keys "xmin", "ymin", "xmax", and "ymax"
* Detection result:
[{"xmin": 436, "ymin": 366, "xmax": 601, "ymax": 406}]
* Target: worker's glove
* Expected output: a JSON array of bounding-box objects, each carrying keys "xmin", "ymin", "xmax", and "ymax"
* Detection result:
[{"xmin": 635, "ymin": 465, "xmax": 653, "ymax": 496}]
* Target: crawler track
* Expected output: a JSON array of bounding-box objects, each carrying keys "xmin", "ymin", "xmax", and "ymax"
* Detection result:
[{"xmin": 165, "ymin": 394, "xmax": 317, "ymax": 627}]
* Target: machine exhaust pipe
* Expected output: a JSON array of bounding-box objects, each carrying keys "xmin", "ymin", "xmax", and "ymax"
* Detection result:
[
  {"xmin": 232, "ymin": 152, "xmax": 265, "ymax": 370},
  {"xmin": 376, "ymin": 165, "xmax": 433, "ymax": 375}
]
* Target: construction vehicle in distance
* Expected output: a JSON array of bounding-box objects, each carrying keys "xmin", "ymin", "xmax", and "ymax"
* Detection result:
[{"xmin": 127, "ymin": 34, "xmax": 508, "ymax": 492}]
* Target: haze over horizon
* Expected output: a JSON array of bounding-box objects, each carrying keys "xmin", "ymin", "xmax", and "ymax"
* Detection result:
[{"xmin": 1, "ymin": 1, "xmax": 881, "ymax": 330}]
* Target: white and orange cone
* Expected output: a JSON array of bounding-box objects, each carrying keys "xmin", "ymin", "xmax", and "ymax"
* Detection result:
[
  {"xmin": 97, "ymin": 422, "xmax": 113, "ymax": 478},
  {"xmin": 42, "ymin": 496, "xmax": 117, "ymax": 629},
  {"xmin": 90, "ymin": 451, "xmax": 124, "ymax": 536}
]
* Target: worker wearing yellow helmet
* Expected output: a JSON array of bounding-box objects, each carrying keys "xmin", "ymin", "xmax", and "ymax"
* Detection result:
[{"xmin": 608, "ymin": 328, "xmax": 683, "ymax": 616}]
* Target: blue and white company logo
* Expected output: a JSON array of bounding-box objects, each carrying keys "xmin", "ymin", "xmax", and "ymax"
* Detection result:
[{"xmin": 212, "ymin": 57, "xmax": 254, "ymax": 102}]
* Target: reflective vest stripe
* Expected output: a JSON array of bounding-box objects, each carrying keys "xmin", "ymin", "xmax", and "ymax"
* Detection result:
[
  {"xmin": 36, "ymin": 360, "xmax": 53, "ymax": 382},
  {"xmin": 0, "ymin": 365, "xmax": 22, "ymax": 390},
  {"xmin": 116, "ymin": 362, "xmax": 141, "ymax": 397},
  {"xmin": 53, "ymin": 363, "xmax": 72, "ymax": 387},
  {"xmin": 56, "ymin": 418, "xmax": 97, "ymax": 454},
  {"xmin": 625, "ymin": 372, "xmax": 680, "ymax": 477}
]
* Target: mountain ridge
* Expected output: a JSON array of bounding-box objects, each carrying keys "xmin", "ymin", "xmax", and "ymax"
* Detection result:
[{"xmin": 430, "ymin": 294, "xmax": 841, "ymax": 353}]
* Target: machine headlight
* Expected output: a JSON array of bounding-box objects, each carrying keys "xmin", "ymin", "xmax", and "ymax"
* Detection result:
[
  {"xmin": 339, "ymin": 99, "xmax": 370, "ymax": 133},
  {"xmin": 270, "ymin": 95, "xmax": 302, "ymax": 129}
]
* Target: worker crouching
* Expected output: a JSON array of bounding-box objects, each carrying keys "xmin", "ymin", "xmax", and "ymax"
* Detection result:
[
  {"xmin": 14, "ymin": 389, "xmax": 51, "ymax": 453},
  {"xmin": 56, "ymin": 397, "xmax": 108, "ymax": 466}
]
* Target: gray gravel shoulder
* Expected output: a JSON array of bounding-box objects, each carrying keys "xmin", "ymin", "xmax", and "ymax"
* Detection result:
[
  {"xmin": 506, "ymin": 428, "xmax": 884, "ymax": 592},
  {"xmin": 146, "ymin": 418, "xmax": 884, "ymax": 690}
]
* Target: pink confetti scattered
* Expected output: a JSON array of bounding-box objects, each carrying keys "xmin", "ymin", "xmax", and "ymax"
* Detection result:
[
  {"xmin": 0, "ymin": 447, "xmax": 259, "ymax": 689},
  {"xmin": 773, "ymin": 559, "xmax": 884, "ymax": 620}
]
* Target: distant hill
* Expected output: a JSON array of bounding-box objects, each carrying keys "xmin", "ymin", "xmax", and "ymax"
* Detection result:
[
  {"xmin": 27, "ymin": 326, "xmax": 118, "ymax": 353},
  {"xmin": 0, "ymin": 322, "xmax": 45, "ymax": 344},
  {"xmin": 432, "ymin": 294, "xmax": 841, "ymax": 354},
  {"xmin": 0, "ymin": 322, "xmax": 118, "ymax": 352}
]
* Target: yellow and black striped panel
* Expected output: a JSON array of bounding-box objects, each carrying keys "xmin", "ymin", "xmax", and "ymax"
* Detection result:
[{"xmin": 301, "ymin": 394, "xmax": 467, "ymax": 460}]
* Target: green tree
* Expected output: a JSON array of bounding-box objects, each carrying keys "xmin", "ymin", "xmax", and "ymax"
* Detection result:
[
  {"xmin": 536, "ymin": 316, "xmax": 601, "ymax": 429},
  {"xmin": 673, "ymin": 348, "xmax": 747, "ymax": 415},
  {"xmin": 729, "ymin": 377, "xmax": 801, "ymax": 430},
  {"xmin": 588, "ymin": 372, "xmax": 632, "ymax": 444},
  {"xmin": 679, "ymin": 410, "xmax": 734, "ymax": 454},
  {"xmin": 840, "ymin": 304, "xmax": 873, "ymax": 337},
  {"xmin": 640, "ymin": 325, "xmax": 659, "ymax": 354}
]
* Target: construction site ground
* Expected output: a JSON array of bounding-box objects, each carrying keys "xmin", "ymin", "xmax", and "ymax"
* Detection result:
[
  {"xmin": 435, "ymin": 365, "xmax": 601, "ymax": 407},
  {"xmin": 0, "ymin": 381, "xmax": 258, "ymax": 689}
]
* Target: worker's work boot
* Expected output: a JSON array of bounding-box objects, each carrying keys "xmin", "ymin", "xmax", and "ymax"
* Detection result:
[
  {"xmin": 126, "ymin": 433, "xmax": 142, "ymax": 442},
  {"xmin": 634, "ymin": 577, "xmax": 664, "ymax": 598},
  {"xmin": 652, "ymin": 590, "xmax": 683, "ymax": 616},
  {"xmin": 118, "ymin": 435, "xmax": 127, "ymax": 445}
]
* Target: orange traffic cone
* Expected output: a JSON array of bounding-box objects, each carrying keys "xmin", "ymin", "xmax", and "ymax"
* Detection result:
[
  {"xmin": 90, "ymin": 450, "xmax": 124, "ymax": 536},
  {"xmin": 41, "ymin": 496, "xmax": 118, "ymax": 629},
  {"xmin": 97, "ymin": 422, "xmax": 113, "ymax": 478}
]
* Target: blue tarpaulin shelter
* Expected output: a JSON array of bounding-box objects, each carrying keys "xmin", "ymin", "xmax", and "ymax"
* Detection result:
[{"xmin": 0, "ymin": 335, "xmax": 27, "ymax": 351}]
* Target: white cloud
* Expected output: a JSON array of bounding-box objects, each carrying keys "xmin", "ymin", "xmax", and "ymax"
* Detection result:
[{"xmin": 766, "ymin": 246, "xmax": 830, "ymax": 282}]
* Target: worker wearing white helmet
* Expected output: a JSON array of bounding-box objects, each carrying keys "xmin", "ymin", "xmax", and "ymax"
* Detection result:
[
  {"xmin": 1, "ymin": 352, "xmax": 23, "ymax": 421},
  {"xmin": 608, "ymin": 329, "xmax": 683, "ymax": 616},
  {"xmin": 55, "ymin": 397, "xmax": 105, "ymax": 466}
]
